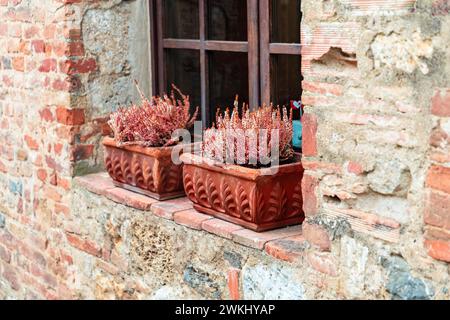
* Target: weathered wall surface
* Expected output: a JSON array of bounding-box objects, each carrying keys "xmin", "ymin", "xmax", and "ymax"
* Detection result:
[
  {"xmin": 0, "ymin": 0, "xmax": 151, "ymax": 299},
  {"xmin": 66, "ymin": 184, "xmax": 312, "ymax": 300},
  {"xmin": 0, "ymin": 0, "xmax": 449, "ymax": 300},
  {"xmin": 75, "ymin": 0, "xmax": 152, "ymax": 176},
  {"xmin": 301, "ymin": 0, "xmax": 450, "ymax": 299}
]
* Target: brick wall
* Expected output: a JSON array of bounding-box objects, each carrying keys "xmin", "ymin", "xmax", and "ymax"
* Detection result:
[
  {"xmin": 0, "ymin": 0, "xmax": 83, "ymax": 298},
  {"xmin": 425, "ymin": 88, "xmax": 450, "ymax": 262},
  {"xmin": 0, "ymin": 0, "xmax": 150, "ymax": 299}
]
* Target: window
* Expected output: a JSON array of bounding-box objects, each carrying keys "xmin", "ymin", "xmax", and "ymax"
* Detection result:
[{"xmin": 150, "ymin": 0, "xmax": 302, "ymax": 126}]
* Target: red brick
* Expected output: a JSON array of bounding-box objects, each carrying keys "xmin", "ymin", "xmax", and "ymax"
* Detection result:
[
  {"xmin": 57, "ymin": 177, "xmax": 71, "ymax": 191},
  {"xmin": 37, "ymin": 169, "xmax": 47, "ymax": 182},
  {"xmin": 232, "ymin": 226, "xmax": 302, "ymax": 250},
  {"xmin": 430, "ymin": 127, "xmax": 447, "ymax": 148},
  {"xmin": 425, "ymin": 226, "xmax": 450, "ymax": 241},
  {"xmin": 301, "ymin": 23, "xmax": 358, "ymax": 76},
  {"xmin": 68, "ymin": 41, "xmax": 84, "ymax": 56},
  {"xmin": 55, "ymin": 203, "xmax": 70, "ymax": 216},
  {"xmin": 24, "ymin": 135, "xmax": 39, "ymax": 150},
  {"xmin": 0, "ymin": 23, "xmax": 7, "ymax": 36},
  {"xmin": 431, "ymin": 88, "xmax": 450, "ymax": 117},
  {"xmin": 302, "ymin": 174, "xmax": 319, "ymax": 216},
  {"xmin": 29, "ymin": 263, "xmax": 57, "ymax": 288},
  {"xmin": 31, "ymin": 40, "xmax": 45, "ymax": 53},
  {"xmin": 96, "ymin": 260, "xmax": 120, "ymax": 275},
  {"xmin": 0, "ymin": 245, "xmax": 11, "ymax": 263},
  {"xmin": 151, "ymin": 198, "xmax": 193, "ymax": 220},
  {"xmin": 63, "ymin": 58, "xmax": 97, "ymax": 75},
  {"xmin": 346, "ymin": 0, "xmax": 416, "ymax": 15},
  {"xmin": 39, "ymin": 107, "xmax": 54, "ymax": 122},
  {"xmin": 110, "ymin": 249, "xmax": 129, "ymax": 272},
  {"xmin": 303, "ymin": 161, "xmax": 342, "ymax": 174},
  {"xmin": 12, "ymin": 57, "xmax": 24, "ymax": 72},
  {"xmin": 307, "ymin": 251, "xmax": 338, "ymax": 277},
  {"xmin": 202, "ymin": 219, "xmax": 244, "ymax": 240},
  {"xmin": 431, "ymin": 152, "xmax": 450, "ymax": 164},
  {"xmin": 424, "ymin": 239, "xmax": 450, "ymax": 263},
  {"xmin": 105, "ymin": 187, "xmax": 156, "ymax": 211},
  {"xmin": 2, "ymin": 264, "xmax": 20, "ymax": 291},
  {"xmin": 66, "ymin": 232, "xmax": 102, "ymax": 258},
  {"xmin": 347, "ymin": 162, "xmax": 364, "ymax": 175},
  {"xmin": 174, "ymin": 209, "xmax": 213, "ymax": 230},
  {"xmin": 52, "ymin": 41, "xmax": 68, "ymax": 57},
  {"xmin": 44, "ymin": 185, "xmax": 62, "ymax": 202},
  {"xmin": 24, "ymin": 25, "xmax": 40, "ymax": 39},
  {"xmin": 54, "ymin": 143, "xmax": 63, "ymax": 155},
  {"xmin": 302, "ymin": 81, "xmax": 344, "ymax": 96},
  {"xmin": 323, "ymin": 205, "xmax": 401, "ymax": 243},
  {"xmin": 265, "ymin": 235, "xmax": 307, "ymax": 262},
  {"xmin": 303, "ymin": 222, "xmax": 331, "ymax": 251},
  {"xmin": 65, "ymin": 28, "xmax": 82, "ymax": 41},
  {"xmin": 227, "ymin": 268, "xmax": 240, "ymax": 300},
  {"xmin": 45, "ymin": 156, "xmax": 63, "ymax": 172},
  {"xmin": 302, "ymin": 113, "xmax": 318, "ymax": 157},
  {"xmin": 424, "ymin": 190, "xmax": 450, "ymax": 230},
  {"xmin": 19, "ymin": 42, "xmax": 30, "ymax": 56},
  {"xmin": 56, "ymin": 107, "xmax": 85, "ymax": 125},
  {"xmin": 75, "ymin": 173, "xmax": 116, "ymax": 196},
  {"xmin": 43, "ymin": 24, "xmax": 56, "ymax": 39},
  {"xmin": 38, "ymin": 58, "xmax": 57, "ymax": 73},
  {"xmin": 426, "ymin": 165, "xmax": 450, "ymax": 194},
  {"xmin": 49, "ymin": 172, "xmax": 58, "ymax": 186},
  {"xmin": 52, "ymin": 78, "xmax": 71, "ymax": 91},
  {"xmin": 0, "ymin": 160, "xmax": 7, "ymax": 173}
]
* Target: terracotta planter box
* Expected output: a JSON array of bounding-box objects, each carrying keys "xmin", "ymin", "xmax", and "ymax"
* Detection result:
[
  {"xmin": 103, "ymin": 136, "xmax": 187, "ymax": 200},
  {"xmin": 180, "ymin": 153, "xmax": 305, "ymax": 232}
]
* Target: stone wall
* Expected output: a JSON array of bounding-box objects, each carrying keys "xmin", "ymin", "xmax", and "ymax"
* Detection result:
[
  {"xmin": 300, "ymin": 0, "xmax": 450, "ymax": 299},
  {"xmin": 0, "ymin": 0, "xmax": 449, "ymax": 300},
  {"xmin": 67, "ymin": 176, "xmax": 313, "ymax": 300}
]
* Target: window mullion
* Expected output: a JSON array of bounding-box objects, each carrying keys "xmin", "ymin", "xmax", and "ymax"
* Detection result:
[
  {"xmin": 248, "ymin": 0, "xmax": 260, "ymax": 110},
  {"xmin": 259, "ymin": 0, "xmax": 270, "ymax": 106},
  {"xmin": 155, "ymin": 0, "xmax": 165, "ymax": 95},
  {"xmin": 199, "ymin": 0, "xmax": 209, "ymax": 127}
]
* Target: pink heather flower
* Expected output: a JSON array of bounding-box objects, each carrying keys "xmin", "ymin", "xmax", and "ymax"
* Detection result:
[
  {"xmin": 203, "ymin": 97, "xmax": 294, "ymax": 166},
  {"xmin": 108, "ymin": 81, "xmax": 199, "ymax": 148}
]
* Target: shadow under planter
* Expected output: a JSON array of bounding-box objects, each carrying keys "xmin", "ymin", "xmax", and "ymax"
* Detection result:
[
  {"xmin": 103, "ymin": 137, "xmax": 186, "ymax": 201},
  {"xmin": 181, "ymin": 153, "xmax": 305, "ymax": 232}
]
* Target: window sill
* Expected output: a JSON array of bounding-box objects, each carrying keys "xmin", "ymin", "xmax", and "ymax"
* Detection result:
[{"xmin": 75, "ymin": 173, "xmax": 306, "ymax": 262}]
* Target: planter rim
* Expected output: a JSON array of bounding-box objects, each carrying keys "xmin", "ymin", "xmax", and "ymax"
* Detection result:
[
  {"xmin": 103, "ymin": 136, "xmax": 197, "ymax": 158},
  {"xmin": 180, "ymin": 153, "xmax": 302, "ymax": 181}
]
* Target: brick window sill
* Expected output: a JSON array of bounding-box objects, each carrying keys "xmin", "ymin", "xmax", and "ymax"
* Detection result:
[{"xmin": 75, "ymin": 173, "xmax": 306, "ymax": 262}]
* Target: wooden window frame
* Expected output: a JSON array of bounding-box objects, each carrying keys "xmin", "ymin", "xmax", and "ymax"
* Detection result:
[{"xmin": 149, "ymin": 0, "xmax": 301, "ymax": 126}]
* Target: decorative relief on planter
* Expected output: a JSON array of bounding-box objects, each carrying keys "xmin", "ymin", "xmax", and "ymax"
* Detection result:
[
  {"xmin": 181, "ymin": 153, "xmax": 305, "ymax": 232},
  {"xmin": 103, "ymin": 137, "xmax": 185, "ymax": 200}
]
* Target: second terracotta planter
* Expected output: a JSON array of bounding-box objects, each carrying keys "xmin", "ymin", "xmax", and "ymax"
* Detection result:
[
  {"xmin": 103, "ymin": 136, "xmax": 187, "ymax": 200},
  {"xmin": 181, "ymin": 153, "xmax": 305, "ymax": 232}
]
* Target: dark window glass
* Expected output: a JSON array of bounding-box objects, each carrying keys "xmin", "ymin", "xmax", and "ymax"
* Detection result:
[
  {"xmin": 209, "ymin": 51, "xmax": 248, "ymax": 122},
  {"xmin": 207, "ymin": 0, "xmax": 247, "ymax": 41},
  {"xmin": 271, "ymin": 0, "xmax": 301, "ymax": 43},
  {"xmin": 164, "ymin": 0, "xmax": 199, "ymax": 39},
  {"xmin": 271, "ymin": 54, "xmax": 301, "ymax": 110},
  {"xmin": 165, "ymin": 49, "xmax": 201, "ymax": 116}
]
